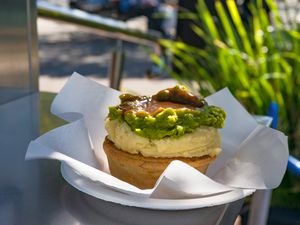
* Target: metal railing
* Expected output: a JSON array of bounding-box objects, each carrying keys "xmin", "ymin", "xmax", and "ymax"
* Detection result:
[
  {"xmin": 37, "ymin": 1, "xmax": 160, "ymax": 42},
  {"xmin": 37, "ymin": 1, "xmax": 160, "ymax": 90}
]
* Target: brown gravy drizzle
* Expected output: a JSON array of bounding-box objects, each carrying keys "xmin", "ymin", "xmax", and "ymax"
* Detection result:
[{"xmin": 118, "ymin": 86, "xmax": 206, "ymax": 116}]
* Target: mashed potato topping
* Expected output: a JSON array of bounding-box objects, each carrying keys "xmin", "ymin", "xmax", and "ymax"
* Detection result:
[{"xmin": 105, "ymin": 119, "xmax": 221, "ymax": 158}]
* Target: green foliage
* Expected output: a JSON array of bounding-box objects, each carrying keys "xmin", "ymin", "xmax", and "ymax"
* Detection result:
[
  {"xmin": 40, "ymin": 92, "xmax": 66, "ymax": 134},
  {"xmin": 155, "ymin": 0, "xmax": 300, "ymax": 157},
  {"xmin": 272, "ymin": 172, "xmax": 300, "ymax": 209}
]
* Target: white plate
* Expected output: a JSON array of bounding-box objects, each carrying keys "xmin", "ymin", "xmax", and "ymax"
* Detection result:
[{"xmin": 61, "ymin": 163, "xmax": 255, "ymax": 210}]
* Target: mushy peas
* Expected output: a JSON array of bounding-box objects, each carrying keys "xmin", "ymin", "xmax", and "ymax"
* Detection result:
[{"xmin": 105, "ymin": 86, "xmax": 226, "ymax": 158}]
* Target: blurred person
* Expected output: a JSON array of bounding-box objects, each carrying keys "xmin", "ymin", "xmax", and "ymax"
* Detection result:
[
  {"xmin": 119, "ymin": 0, "xmax": 166, "ymax": 36},
  {"xmin": 70, "ymin": 0, "xmax": 109, "ymax": 12},
  {"xmin": 118, "ymin": 0, "xmax": 169, "ymax": 78}
]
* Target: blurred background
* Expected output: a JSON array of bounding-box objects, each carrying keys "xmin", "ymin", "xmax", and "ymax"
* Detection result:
[{"xmin": 1, "ymin": 0, "xmax": 299, "ymax": 224}]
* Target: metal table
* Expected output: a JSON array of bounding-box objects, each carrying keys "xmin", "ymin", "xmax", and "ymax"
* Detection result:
[{"xmin": 0, "ymin": 93, "xmax": 244, "ymax": 225}]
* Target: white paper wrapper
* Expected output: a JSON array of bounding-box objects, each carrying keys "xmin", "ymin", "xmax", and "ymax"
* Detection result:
[{"xmin": 26, "ymin": 72, "xmax": 289, "ymax": 203}]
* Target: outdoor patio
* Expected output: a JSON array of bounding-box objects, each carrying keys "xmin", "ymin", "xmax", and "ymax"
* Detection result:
[{"xmin": 0, "ymin": 0, "xmax": 299, "ymax": 225}]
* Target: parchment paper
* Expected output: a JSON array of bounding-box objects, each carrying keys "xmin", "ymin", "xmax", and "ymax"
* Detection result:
[{"xmin": 26, "ymin": 72, "xmax": 289, "ymax": 200}]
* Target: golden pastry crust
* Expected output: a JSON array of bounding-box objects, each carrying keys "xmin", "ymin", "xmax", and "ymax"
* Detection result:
[{"xmin": 103, "ymin": 137, "xmax": 216, "ymax": 189}]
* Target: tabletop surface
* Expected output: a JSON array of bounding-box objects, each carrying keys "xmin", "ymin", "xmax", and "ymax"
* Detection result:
[{"xmin": 0, "ymin": 94, "xmax": 244, "ymax": 225}]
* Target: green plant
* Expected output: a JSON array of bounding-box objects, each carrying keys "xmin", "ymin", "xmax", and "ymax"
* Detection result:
[
  {"xmin": 40, "ymin": 92, "xmax": 66, "ymax": 134},
  {"xmin": 153, "ymin": 0, "xmax": 300, "ymax": 157}
]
